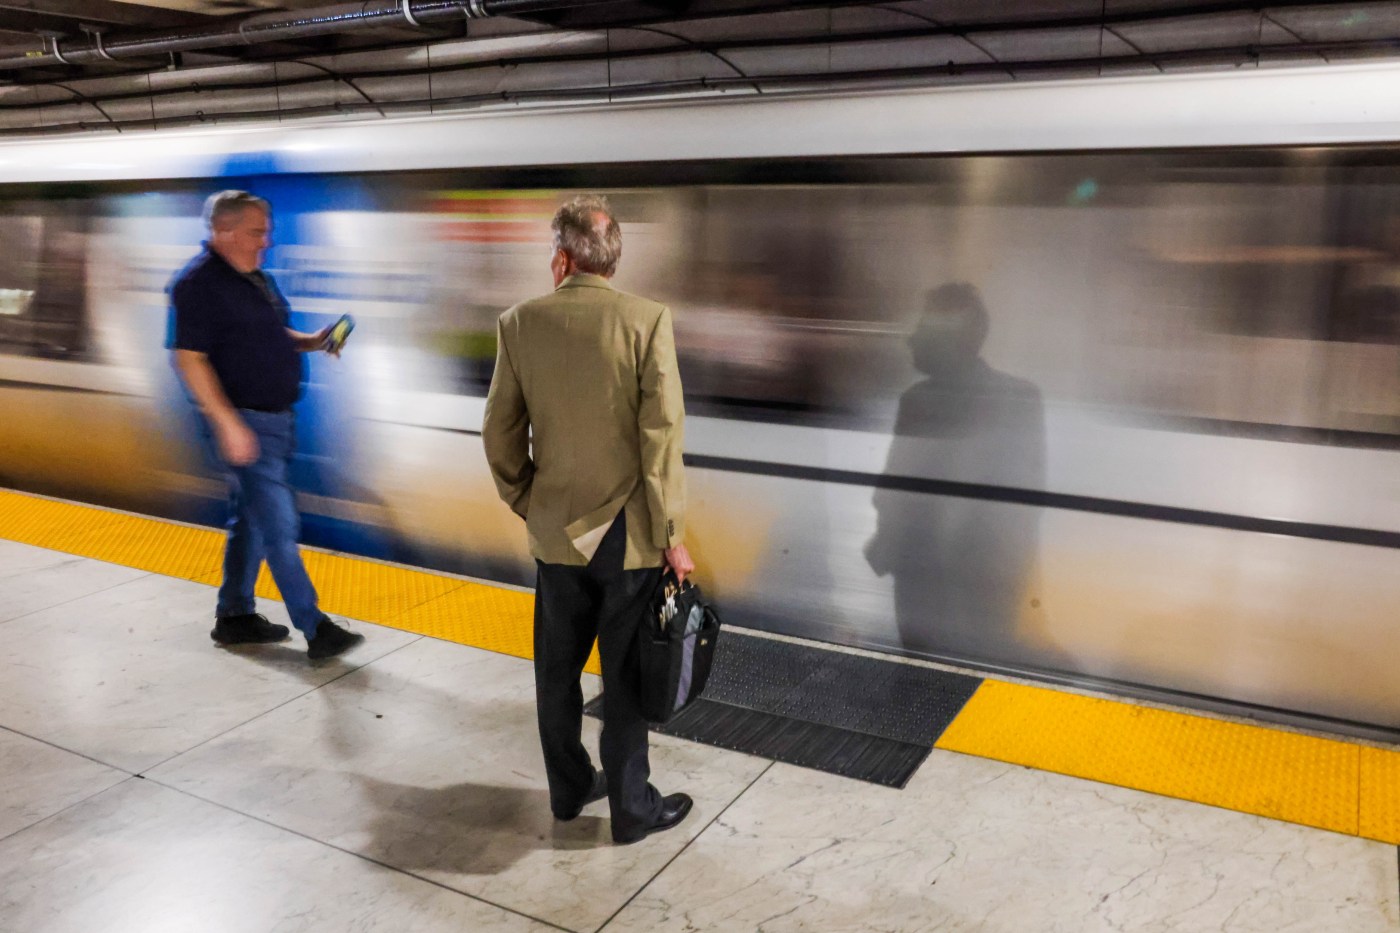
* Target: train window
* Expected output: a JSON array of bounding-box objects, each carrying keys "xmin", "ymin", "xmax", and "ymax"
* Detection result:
[
  {"xmin": 0, "ymin": 202, "xmax": 93, "ymax": 361},
  {"xmin": 2, "ymin": 155, "xmax": 1388, "ymax": 443}
]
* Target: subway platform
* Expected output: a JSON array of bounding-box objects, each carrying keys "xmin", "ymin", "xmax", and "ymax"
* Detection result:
[{"xmin": 0, "ymin": 488, "xmax": 1396, "ymax": 932}]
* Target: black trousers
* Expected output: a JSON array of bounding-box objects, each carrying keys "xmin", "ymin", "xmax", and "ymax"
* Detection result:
[{"xmin": 534, "ymin": 513, "xmax": 664, "ymax": 836}]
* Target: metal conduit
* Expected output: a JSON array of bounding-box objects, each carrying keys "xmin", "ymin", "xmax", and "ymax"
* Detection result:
[
  {"xmin": 4, "ymin": 31, "xmax": 1394, "ymax": 116},
  {"xmin": 12, "ymin": 36, "xmax": 1400, "ymax": 136},
  {"xmin": 0, "ymin": 0, "xmax": 623, "ymax": 72}
]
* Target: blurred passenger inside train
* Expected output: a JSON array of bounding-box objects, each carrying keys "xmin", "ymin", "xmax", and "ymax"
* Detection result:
[
  {"xmin": 167, "ymin": 190, "xmax": 364, "ymax": 660},
  {"xmin": 865, "ymin": 283, "xmax": 1053, "ymax": 667},
  {"xmin": 672, "ymin": 264, "xmax": 806, "ymax": 415},
  {"xmin": 1332, "ymin": 211, "xmax": 1400, "ymax": 351},
  {"xmin": 0, "ymin": 209, "xmax": 91, "ymax": 360},
  {"xmin": 483, "ymin": 194, "xmax": 695, "ymax": 845}
]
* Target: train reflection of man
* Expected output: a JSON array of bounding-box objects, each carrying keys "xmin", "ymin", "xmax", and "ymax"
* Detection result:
[
  {"xmin": 865, "ymin": 284, "xmax": 1049, "ymax": 666},
  {"xmin": 168, "ymin": 190, "xmax": 364, "ymax": 660}
]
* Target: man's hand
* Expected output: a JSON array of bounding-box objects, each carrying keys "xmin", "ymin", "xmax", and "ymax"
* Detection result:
[
  {"xmin": 316, "ymin": 324, "xmax": 342, "ymax": 358},
  {"xmin": 172, "ymin": 350, "xmax": 257, "ymax": 464},
  {"xmin": 663, "ymin": 543, "xmax": 695, "ymax": 584},
  {"xmin": 287, "ymin": 327, "xmax": 338, "ymax": 356},
  {"xmin": 215, "ymin": 416, "xmax": 259, "ymax": 466},
  {"xmin": 300, "ymin": 325, "xmax": 339, "ymax": 357}
]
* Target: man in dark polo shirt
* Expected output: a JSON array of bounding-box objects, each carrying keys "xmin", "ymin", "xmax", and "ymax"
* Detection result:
[{"xmin": 168, "ymin": 189, "xmax": 364, "ymax": 660}]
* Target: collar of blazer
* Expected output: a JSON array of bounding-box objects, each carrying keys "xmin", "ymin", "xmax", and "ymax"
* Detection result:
[{"xmin": 556, "ymin": 273, "xmax": 614, "ymax": 291}]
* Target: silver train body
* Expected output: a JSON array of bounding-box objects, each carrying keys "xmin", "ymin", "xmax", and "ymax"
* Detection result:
[{"xmin": 2, "ymin": 63, "xmax": 1398, "ymax": 734}]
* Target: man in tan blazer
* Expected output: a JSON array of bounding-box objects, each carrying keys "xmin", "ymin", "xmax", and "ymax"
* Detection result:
[{"xmin": 483, "ymin": 194, "xmax": 695, "ymax": 844}]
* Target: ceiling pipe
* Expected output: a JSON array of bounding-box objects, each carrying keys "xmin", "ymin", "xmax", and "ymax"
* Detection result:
[
  {"xmin": 4, "ymin": 30, "xmax": 1392, "ymax": 115},
  {"xmin": 0, "ymin": 0, "xmax": 624, "ymax": 72},
  {"xmin": 11, "ymin": 36, "xmax": 1400, "ymax": 137}
]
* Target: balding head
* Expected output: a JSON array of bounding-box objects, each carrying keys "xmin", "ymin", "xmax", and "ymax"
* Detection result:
[{"xmin": 551, "ymin": 194, "xmax": 622, "ymax": 278}]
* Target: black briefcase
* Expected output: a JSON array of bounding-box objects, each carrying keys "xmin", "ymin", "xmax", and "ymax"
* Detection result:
[{"xmin": 637, "ymin": 571, "xmax": 721, "ymax": 724}]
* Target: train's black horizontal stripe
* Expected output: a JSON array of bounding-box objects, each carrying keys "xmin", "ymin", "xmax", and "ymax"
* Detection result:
[
  {"xmin": 403, "ymin": 424, "xmax": 482, "ymax": 436},
  {"xmin": 683, "ymin": 453, "xmax": 1400, "ymax": 551},
  {"xmin": 376, "ymin": 422, "xmax": 1400, "ymax": 550},
  {"xmin": 1144, "ymin": 414, "xmax": 1400, "ymax": 452},
  {"xmin": 0, "ymin": 378, "xmax": 120, "ymax": 395}
]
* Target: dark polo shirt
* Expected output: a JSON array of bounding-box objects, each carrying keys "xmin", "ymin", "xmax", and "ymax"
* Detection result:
[{"xmin": 167, "ymin": 245, "xmax": 304, "ymax": 412}]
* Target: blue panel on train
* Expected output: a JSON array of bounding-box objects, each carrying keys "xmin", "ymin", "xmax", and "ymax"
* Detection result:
[{"xmin": 208, "ymin": 154, "xmax": 390, "ymax": 557}]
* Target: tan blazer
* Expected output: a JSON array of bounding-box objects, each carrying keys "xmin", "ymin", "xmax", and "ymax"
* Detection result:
[{"xmin": 482, "ymin": 273, "xmax": 686, "ymax": 570}]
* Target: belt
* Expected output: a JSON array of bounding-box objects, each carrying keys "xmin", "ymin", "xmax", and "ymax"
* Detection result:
[{"xmin": 243, "ymin": 405, "xmax": 291, "ymax": 415}]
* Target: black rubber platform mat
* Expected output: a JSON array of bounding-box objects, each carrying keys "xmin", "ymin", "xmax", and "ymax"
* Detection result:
[
  {"xmin": 663, "ymin": 699, "xmax": 933, "ymax": 787},
  {"xmin": 584, "ymin": 630, "xmax": 982, "ymax": 788},
  {"xmin": 698, "ymin": 631, "xmax": 983, "ymax": 746}
]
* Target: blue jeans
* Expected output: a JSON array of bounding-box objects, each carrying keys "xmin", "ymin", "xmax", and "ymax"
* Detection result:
[{"xmin": 212, "ymin": 409, "xmax": 324, "ymax": 638}]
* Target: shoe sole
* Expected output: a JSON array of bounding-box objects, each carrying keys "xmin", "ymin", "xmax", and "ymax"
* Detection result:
[{"xmin": 210, "ymin": 629, "xmax": 291, "ymax": 645}]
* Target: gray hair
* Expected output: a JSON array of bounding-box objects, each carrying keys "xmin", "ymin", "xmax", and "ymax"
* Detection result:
[
  {"xmin": 203, "ymin": 190, "xmax": 270, "ymax": 232},
  {"xmin": 551, "ymin": 194, "xmax": 622, "ymax": 277}
]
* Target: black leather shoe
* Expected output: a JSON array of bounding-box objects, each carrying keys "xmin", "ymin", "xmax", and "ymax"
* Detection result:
[
  {"xmin": 307, "ymin": 618, "xmax": 365, "ymax": 660},
  {"xmin": 613, "ymin": 792, "xmax": 693, "ymax": 845},
  {"xmin": 555, "ymin": 770, "xmax": 607, "ymax": 822},
  {"xmin": 211, "ymin": 613, "xmax": 290, "ymax": 645}
]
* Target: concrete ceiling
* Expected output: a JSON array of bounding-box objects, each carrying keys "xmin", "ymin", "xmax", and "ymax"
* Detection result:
[{"xmin": 1, "ymin": 1, "xmax": 1399, "ymax": 134}]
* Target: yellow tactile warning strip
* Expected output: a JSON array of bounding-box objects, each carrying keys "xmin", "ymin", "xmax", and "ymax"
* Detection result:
[
  {"xmin": 0, "ymin": 488, "xmax": 600, "ymax": 674},
  {"xmin": 3, "ymin": 486, "xmax": 1398, "ymax": 842},
  {"xmin": 1360, "ymin": 746, "xmax": 1400, "ymax": 844},
  {"xmin": 937, "ymin": 679, "xmax": 1400, "ymax": 844}
]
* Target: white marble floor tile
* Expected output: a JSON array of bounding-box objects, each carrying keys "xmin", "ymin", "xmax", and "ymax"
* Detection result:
[
  {"xmin": 0, "ymin": 778, "xmax": 552, "ymax": 933},
  {"xmin": 0, "ymin": 545, "xmax": 149, "ymax": 625},
  {"xmin": 149, "ymin": 636, "xmax": 772, "ymax": 932},
  {"xmin": 0, "ymin": 541, "xmax": 85, "ymax": 578},
  {"xmin": 0, "ymin": 572, "xmax": 418, "ymax": 773},
  {"xmin": 0, "ymin": 727, "xmax": 125, "ymax": 842},
  {"xmin": 603, "ymin": 750, "xmax": 1400, "ymax": 933}
]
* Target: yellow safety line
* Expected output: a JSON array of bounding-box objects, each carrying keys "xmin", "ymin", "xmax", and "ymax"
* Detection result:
[
  {"xmin": 0, "ymin": 488, "xmax": 599, "ymax": 674},
  {"xmin": 937, "ymin": 679, "xmax": 1400, "ymax": 844},
  {"xmin": 3, "ymin": 486, "xmax": 1396, "ymax": 843}
]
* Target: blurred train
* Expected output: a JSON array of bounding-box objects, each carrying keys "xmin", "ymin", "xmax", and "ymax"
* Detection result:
[{"xmin": 2, "ymin": 62, "xmax": 1399, "ymax": 735}]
